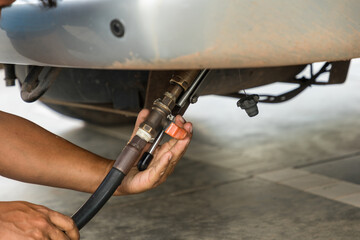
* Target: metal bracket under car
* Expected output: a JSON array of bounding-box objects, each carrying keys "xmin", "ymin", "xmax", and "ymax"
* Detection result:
[{"xmin": 227, "ymin": 61, "xmax": 350, "ymax": 104}]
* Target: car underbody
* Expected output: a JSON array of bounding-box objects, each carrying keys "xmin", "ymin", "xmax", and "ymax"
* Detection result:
[{"xmin": 0, "ymin": 0, "xmax": 359, "ymax": 124}]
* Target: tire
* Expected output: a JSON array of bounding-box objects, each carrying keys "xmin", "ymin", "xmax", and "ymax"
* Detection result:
[{"xmin": 15, "ymin": 66, "xmax": 148, "ymax": 126}]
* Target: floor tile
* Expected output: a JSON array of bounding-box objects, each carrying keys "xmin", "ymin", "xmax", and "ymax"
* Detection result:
[
  {"xmin": 257, "ymin": 168, "xmax": 310, "ymax": 182},
  {"xmin": 338, "ymin": 193, "xmax": 360, "ymax": 208},
  {"xmin": 280, "ymin": 174, "xmax": 336, "ymax": 191},
  {"xmin": 306, "ymin": 181, "xmax": 360, "ymax": 200},
  {"xmin": 304, "ymin": 155, "xmax": 360, "ymax": 185}
]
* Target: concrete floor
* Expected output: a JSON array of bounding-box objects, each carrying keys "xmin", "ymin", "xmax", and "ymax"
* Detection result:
[{"xmin": 0, "ymin": 60, "xmax": 360, "ymax": 239}]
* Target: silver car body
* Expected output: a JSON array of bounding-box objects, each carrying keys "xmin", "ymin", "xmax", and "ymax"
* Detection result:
[{"xmin": 0, "ymin": 0, "xmax": 359, "ymax": 70}]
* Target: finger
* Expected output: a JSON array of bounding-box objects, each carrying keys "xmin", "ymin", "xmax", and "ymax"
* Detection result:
[
  {"xmin": 164, "ymin": 115, "xmax": 191, "ymax": 149},
  {"xmin": 145, "ymin": 127, "xmax": 191, "ymax": 183},
  {"xmin": 30, "ymin": 207, "xmax": 72, "ymax": 240},
  {"xmin": 130, "ymin": 109, "xmax": 150, "ymax": 139},
  {"xmin": 175, "ymin": 115, "xmax": 186, "ymax": 127},
  {"xmin": 23, "ymin": 203, "xmax": 74, "ymax": 240},
  {"xmin": 158, "ymin": 123, "xmax": 192, "ymax": 179},
  {"xmin": 169, "ymin": 122, "xmax": 192, "ymax": 158},
  {"xmin": 146, "ymin": 152, "xmax": 172, "ymax": 188},
  {"xmin": 48, "ymin": 226, "xmax": 70, "ymax": 240},
  {"xmin": 156, "ymin": 122, "xmax": 193, "ymax": 159},
  {"xmin": 120, "ymin": 151, "xmax": 172, "ymax": 194},
  {"xmin": 45, "ymin": 210, "xmax": 79, "ymax": 240}
]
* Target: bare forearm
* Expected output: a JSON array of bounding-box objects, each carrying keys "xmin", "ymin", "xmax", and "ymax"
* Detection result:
[
  {"xmin": 0, "ymin": 109, "xmax": 192, "ymax": 198},
  {"xmin": 0, "ymin": 111, "xmax": 112, "ymax": 193}
]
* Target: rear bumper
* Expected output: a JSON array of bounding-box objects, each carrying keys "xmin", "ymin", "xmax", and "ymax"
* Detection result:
[{"xmin": 1, "ymin": 0, "xmax": 360, "ymax": 69}]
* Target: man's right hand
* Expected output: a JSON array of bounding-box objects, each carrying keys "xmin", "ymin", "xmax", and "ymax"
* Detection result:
[{"xmin": 0, "ymin": 201, "xmax": 79, "ymax": 240}]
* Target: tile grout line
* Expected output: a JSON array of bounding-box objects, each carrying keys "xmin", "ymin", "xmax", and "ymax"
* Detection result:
[{"xmin": 294, "ymin": 151, "xmax": 360, "ymax": 169}]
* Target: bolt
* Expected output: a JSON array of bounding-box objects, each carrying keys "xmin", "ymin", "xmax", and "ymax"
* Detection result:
[
  {"xmin": 4, "ymin": 64, "xmax": 16, "ymax": 87},
  {"xmin": 5, "ymin": 79, "xmax": 15, "ymax": 86},
  {"xmin": 190, "ymin": 95, "xmax": 198, "ymax": 104},
  {"xmin": 110, "ymin": 19, "xmax": 125, "ymax": 38}
]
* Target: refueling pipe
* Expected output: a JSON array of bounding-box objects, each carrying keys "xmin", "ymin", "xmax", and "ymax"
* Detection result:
[{"xmin": 72, "ymin": 69, "xmax": 208, "ymax": 230}]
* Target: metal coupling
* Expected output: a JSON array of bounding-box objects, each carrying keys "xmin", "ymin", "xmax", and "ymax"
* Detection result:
[
  {"xmin": 137, "ymin": 70, "xmax": 201, "ymax": 141},
  {"xmin": 113, "ymin": 135, "xmax": 147, "ymax": 174},
  {"xmin": 170, "ymin": 70, "xmax": 201, "ymax": 91},
  {"xmin": 136, "ymin": 128, "xmax": 153, "ymax": 142}
]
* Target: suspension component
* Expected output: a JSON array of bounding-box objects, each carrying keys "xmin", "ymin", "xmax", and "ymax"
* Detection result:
[
  {"xmin": 3, "ymin": 64, "xmax": 16, "ymax": 86},
  {"xmin": 21, "ymin": 66, "xmax": 60, "ymax": 103}
]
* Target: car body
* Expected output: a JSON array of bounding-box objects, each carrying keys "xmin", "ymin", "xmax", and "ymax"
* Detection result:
[{"xmin": 0, "ymin": 0, "xmax": 359, "ymax": 123}]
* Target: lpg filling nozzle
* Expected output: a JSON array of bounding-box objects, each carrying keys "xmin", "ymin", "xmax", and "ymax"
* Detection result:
[{"xmin": 72, "ymin": 69, "xmax": 209, "ymax": 230}]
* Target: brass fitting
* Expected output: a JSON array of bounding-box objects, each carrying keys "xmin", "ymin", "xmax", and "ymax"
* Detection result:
[
  {"xmin": 170, "ymin": 70, "xmax": 201, "ymax": 91},
  {"xmin": 138, "ymin": 70, "xmax": 200, "ymax": 140}
]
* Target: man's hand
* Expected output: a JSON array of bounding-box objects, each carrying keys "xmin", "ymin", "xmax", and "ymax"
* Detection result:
[
  {"xmin": 114, "ymin": 109, "xmax": 193, "ymax": 195},
  {"xmin": 0, "ymin": 201, "xmax": 79, "ymax": 240}
]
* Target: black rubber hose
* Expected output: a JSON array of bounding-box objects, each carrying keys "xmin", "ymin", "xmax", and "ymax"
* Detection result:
[{"xmin": 72, "ymin": 167, "xmax": 125, "ymax": 230}]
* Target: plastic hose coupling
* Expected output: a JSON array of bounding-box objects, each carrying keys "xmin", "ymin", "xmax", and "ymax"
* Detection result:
[{"xmin": 165, "ymin": 122, "xmax": 188, "ymax": 140}]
